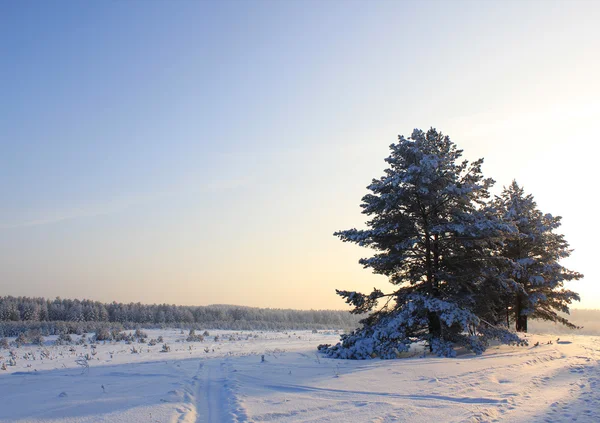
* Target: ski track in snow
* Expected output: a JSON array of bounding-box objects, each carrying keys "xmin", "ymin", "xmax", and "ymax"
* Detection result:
[
  {"xmin": 175, "ymin": 359, "xmax": 243, "ymax": 423},
  {"xmin": 196, "ymin": 361, "xmax": 226, "ymax": 423},
  {"xmin": 0, "ymin": 330, "xmax": 599, "ymax": 422}
]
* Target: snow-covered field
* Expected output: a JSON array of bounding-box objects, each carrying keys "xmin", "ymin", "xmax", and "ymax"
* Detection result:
[{"xmin": 0, "ymin": 329, "xmax": 599, "ymax": 422}]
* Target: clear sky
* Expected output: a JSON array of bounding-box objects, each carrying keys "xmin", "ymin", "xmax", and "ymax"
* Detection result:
[{"xmin": 1, "ymin": 0, "xmax": 598, "ymax": 310}]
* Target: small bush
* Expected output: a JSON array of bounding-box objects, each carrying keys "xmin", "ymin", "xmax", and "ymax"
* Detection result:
[
  {"xmin": 134, "ymin": 329, "xmax": 147, "ymax": 339},
  {"xmin": 31, "ymin": 334, "xmax": 45, "ymax": 346},
  {"xmin": 95, "ymin": 328, "xmax": 111, "ymax": 341},
  {"xmin": 186, "ymin": 329, "xmax": 204, "ymax": 342},
  {"xmin": 15, "ymin": 333, "xmax": 28, "ymax": 347},
  {"xmin": 55, "ymin": 333, "xmax": 73, "ymax": 345},
  {"xmin": 0, "ymin": 338, "xmax": 9, "ymax": 349},
  {"xmin": 161, "ymin": 343, "xmax": 171, "ymax": 352},
  {"xmin": 112, "ymin": 331, "xmax": 133, "ymax": 343}
]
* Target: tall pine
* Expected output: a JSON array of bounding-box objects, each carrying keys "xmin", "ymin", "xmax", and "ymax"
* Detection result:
[
  {"xmin": 495, "ymin": 181, "xmax": 582, "ymax": 332},
  {"xmin": 324, "ymin": 129, "xmax": 521, "ymax": 358}
]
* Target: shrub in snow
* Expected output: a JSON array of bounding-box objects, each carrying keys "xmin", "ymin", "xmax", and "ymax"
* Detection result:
[
  {"xmin": 15, "ymin": 333, "xmax": 28, "ymax": 347},
  {"xmin": 134, "ymin": 329, "xmax": 147, "ymax": 340},
  {"xmin": 161, "ymin": 344, "xmax": 171, "ymax": 352},
  {"xmin": 75, "ymin": 356, "xmax": 89, "ymax": 374},
  {"xmin": 112, "ymin": 331, "xmax": 134, "ymax": 343},
  {"xmin": 27, "ymin": 330, "xmax": 45, "ymax": 346},
  {"xmin": 186, "ymin": 329, "xmax": 204, "ymax": 342},
  {"xmin": 0, "ymin": 338, "xmax": 9, "ymax": 349},
  {"xmin": 31, "ymin": 334, "xmax": 44, "ymax": 346},
  {"xmin": 55, "ymin": 333, "xmax": 73, "ymax": 345},
  {"xmin": 95, "ymin": 328, "xmax": 111, "ymax": 341}
]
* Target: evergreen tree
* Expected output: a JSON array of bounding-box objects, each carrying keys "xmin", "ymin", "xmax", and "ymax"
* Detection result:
[
  {"xmin": 495, "ymin": 181, "xmax": 582, "ymax": 332},
  {"xmin": 324, "ymin": 128, "xmax": 522, "ymax": 358}
]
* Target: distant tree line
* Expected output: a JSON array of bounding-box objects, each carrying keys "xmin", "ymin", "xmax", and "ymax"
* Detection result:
[{"xmin": 0, "ymin": 296, "xmax": 360, "ymax": 336}]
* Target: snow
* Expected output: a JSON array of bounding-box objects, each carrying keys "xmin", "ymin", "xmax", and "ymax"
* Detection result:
[{"xmin": 1, "ymin": 329, "xmax": 599, "ymax": 422}]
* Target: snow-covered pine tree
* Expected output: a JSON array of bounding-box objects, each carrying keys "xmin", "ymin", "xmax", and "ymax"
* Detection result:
[
  {"xmin": 323, "ymin": 128, "xmax": 522, "ymax": 359},
  {"xmin": 494, "ymin": 181, "xmax": 582, "ymax": 332}
]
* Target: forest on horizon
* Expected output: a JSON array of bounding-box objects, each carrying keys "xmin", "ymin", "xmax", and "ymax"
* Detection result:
[{"xmin": 0, "ymin": 295, "xmax": 361, "ymax": 336}]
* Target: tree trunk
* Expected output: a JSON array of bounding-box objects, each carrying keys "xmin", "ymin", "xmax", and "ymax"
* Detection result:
[
  {"xmin": 515, "ymin": 295, "xmax": 528, "ymax": 332},
  {"xmin": 425, "ymin": 233, "xmax": 442, "ymax": 352},
  {"xmin": 426, "ymin": 232, "xmax": 442, "ymax": 349},
  {"xmin": 517, "ymin": 314, "xmax": 528, "ymax": 333},
  {"xmin": 428, "ymin": 311, "xmax": 442, "ymax": 337},
  {"xmin": 514, "ymin": 241, "xmax": 529, "ymax": 333}
]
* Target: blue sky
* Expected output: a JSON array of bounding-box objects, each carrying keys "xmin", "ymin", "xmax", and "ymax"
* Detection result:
[{"xmin": 1, "ymin": 1, "xmax": 598, "ymax": 309}]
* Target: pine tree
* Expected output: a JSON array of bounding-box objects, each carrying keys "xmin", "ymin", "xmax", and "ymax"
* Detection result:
[
  {"xmin": 495, "ymin": 181, "xmax": 582, "ymax": 332},
  {"xmin": 324, "ymin": 128, "xmax": 522, "ymax": 359}
]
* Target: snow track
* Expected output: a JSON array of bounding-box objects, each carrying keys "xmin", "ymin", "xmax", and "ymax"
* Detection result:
[
  {"xmin": 195, "ymin": 360, "xmax": 230, "ymax": 423},
  {"xmin": 176, "ymin": 360, "xmax": 237, "ymax": 423},
  {"xmin": 1, "ymin": 330, "xmax": 599, "ymax": 423}
]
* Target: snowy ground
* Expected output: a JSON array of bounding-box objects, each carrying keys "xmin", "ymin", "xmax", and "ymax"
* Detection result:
[{"xmin": 0, "ymin": 329, "xmax": 599, "ymax": 422}]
